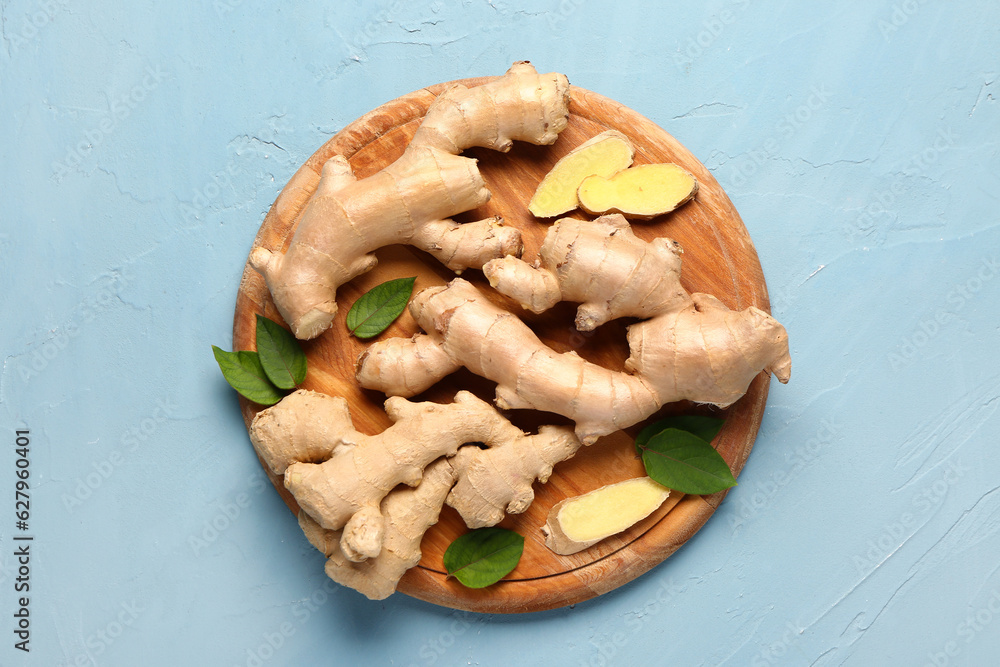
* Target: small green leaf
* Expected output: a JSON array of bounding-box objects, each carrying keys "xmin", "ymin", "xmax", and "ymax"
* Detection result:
[
  {"xmin": 255, "ymin": 315, "xmax": 307, "ymax": 389},
  {"xmin": 212, "ymin": 346, "xmax": 285, "ymax": 406},
  {"xmin": 639, "ymin": 428, "xmax": 737, "ymax": 495},
  {"xmin": 635, "ymin": 415, "xmax": 725, "ymax": 453},
  {"xmin": 442, "ymin": 527, "xmax": 524, "ymax": 589},
  {"xmin": 346, "ymin": 277, "xmax": 417, "ymax": 339}
]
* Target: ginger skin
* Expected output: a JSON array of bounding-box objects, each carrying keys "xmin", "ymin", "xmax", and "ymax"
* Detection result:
[
  {"xmin": 251, "ymin": 390, "xmax": 579, "ymax": 557},
  {"xmin": 356, "ymin": 215, "xmax": 791, "ymax": 444},
  {"xmin": 298, "ymin": 459, "xmax": 457, "ymax": 601},
  {"xmin": 250, "ymin": 62, "xmax": 570, "ymax": 340},
  {"xmin": 484, "ymin": 213, "xmax": 692, "ymax": 330},
  {"xmin": 447, "ymin": 424, "xmax": 583, "ymax": 529},
  {"xmin": 250, "ymin": 389, "xmax": 582, "ymax": 597}
]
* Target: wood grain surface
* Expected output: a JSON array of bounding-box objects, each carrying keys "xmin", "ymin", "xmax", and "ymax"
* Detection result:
[{"xmin": 233, "ymin": 75, "xmax": 774, "ymax": 614}]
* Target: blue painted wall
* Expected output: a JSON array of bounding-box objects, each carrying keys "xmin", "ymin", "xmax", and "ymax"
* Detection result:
[{"xmin": 1, "ymin": 1, "xmax": 998, "ymax": 665}]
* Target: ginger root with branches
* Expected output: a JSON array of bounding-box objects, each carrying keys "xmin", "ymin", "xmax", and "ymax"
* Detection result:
[
  {"xmin": 297, "ymin": 459, "xmax": 458, "ymax": 601},
  {"xmin": 250, "ymin": 62, "xmax": 570, "ymax": 340},
  {"xmin": 249, "ymin": 389, "xmax": 581, "ymax": 597},
  {"xmin": 356, "ymin": 215, "xmax": 791, "ymax": 444}
]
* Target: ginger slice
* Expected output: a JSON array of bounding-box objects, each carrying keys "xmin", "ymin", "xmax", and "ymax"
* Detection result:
[
  {"xmin": 542, "ymin": 477, "xmax": 670, "ymax": 555},
  {"xmin": 528, "ymin": 130, "xmax": 635, "ymax": 218},
  {"xmin": 577, "ymin": 163, "xmax": 698, "ymax": 220}
]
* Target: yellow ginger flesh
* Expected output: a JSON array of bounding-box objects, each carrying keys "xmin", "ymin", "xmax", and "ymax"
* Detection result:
[
  {"xmin": 542, "ymin": 477, "xmax": 670, "ymax": 555},
  {"xmin": 528, "ymin": 129, "xmax": 635, "ymax": 218},
  {"xmin": 577, "ymin": 163, "xmax": 698, "ymax": 219}
]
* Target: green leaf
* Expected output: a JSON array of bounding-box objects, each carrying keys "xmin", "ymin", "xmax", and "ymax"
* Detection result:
[
  {"xmin": 212, "ymin": 346, "xmax": 285, "ymax": 406},
  {"xmin": 442, "ymin": 527, "xmax": 524, "ymax": 589},
  {"xmin": 635, "ymin": 415, "xmax": 725, "ymax": 453},
  {"xmin": 255, "ymin": 314, "xmax": 307, "ymax": 389},
  {"xmin": 346, "ymin": 277, "xmax": 417, "ymax": 339},
  {"xmin": 639, "ymin": 428, "xmax": 737, "ymax": 495}
]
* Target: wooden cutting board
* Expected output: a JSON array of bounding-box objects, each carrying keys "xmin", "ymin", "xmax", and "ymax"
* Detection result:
[{"xmin": 233, "ymin": 75, "xmax": 774, "ymax": 614}]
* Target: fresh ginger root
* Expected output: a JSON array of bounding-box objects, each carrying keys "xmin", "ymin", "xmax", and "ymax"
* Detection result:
[
  {"xmin": 250, "ymin": 62, "xmax": 570, "ymax": 339},
  {"xmin": 298, "ymin": 459, "xmax": 457, "ymax": 601},
  {"xmin": 577, "ymin": 163, "xmax": 698, "ymax": 219},
  {"xmin": 490, "ymin": 214, "xmax": 791, "ymax": 405},
  {"xmin": 251, "ymin": 389, "xmax": 579, "ymax": 554},
  {"xmin": 299, "ymin": 432, "xmax": 587, "ymax": 598},
  {"xmin": 528, "ymin": 130, "xmax": 635, "ymax": 218},
  {"xmin": 249, "ymin": 389, "xmax": 582, "ymax": 597},
  {"xmin": 356, "ymin": 215, "xmax": 791, "ymax": 444},
  {"xmin": 542, "ymin": 477, "xmax": 670, "ymax": 555},
  {"xmin": 484, "ymin": 212, "xmax": 692, "ymax": 329},
  {"xmin": 447, "ymin": 426, "xmax": 583, "ymax": 528},
  {"xmin": 357, "ymin": 277, "xmax": 667, "ymax": 443}
]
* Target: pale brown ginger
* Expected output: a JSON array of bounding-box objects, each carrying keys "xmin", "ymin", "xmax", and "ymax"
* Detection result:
[
  {"xmin": 356, "ymin": 215, "xmax": 791, "ymax": 444},
  {"xmin": 249, "ymin": 389, "xmax": 582, "ymax": 598},
  {"xmin": 250, "ymin": 62, "xmax": 571, "ymax": 339}
]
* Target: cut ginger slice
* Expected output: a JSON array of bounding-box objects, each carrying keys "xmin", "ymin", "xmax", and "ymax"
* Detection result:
[
  {"xmin": 577, "ymin": 163, "xmax": 698, "ymax": 220},
  {"xmin": 528, "ymin": 130, "xmax": 635, "ymax": 218},
  {"xmin": 541, "ymin": 476, "xmax": 670, "ymax": 555}
]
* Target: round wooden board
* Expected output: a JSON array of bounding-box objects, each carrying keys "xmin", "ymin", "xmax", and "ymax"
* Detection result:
[{"xmin": 234, "ymin": 75, "xmax": 773, "ymax": 614}]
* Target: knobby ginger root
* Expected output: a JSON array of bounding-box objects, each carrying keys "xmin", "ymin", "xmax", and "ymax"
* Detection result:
[
  {"xmin": 447, "ymin": 426, "xmax": 582, "ymax": 528},
  {"xmin": 250, "ymin": 389, "xmax": 582, "ymax": 598},
  {"xmin": 577, "ymin": 163, "xmax": 698, "ymax": 219},
  {"xmin": 250, "ymin": 62, "xmax": 570, "ymax": 340},
  {"xmin": 541, "ymin": 477, "xmax": 670, "ymax": 555},
  {"xmin": 484, "ymin": 212, "xmax": 691, "ymax": 329},
  {"xmin": 527, "ymin": 130, "xmax": 635, "ymax": 218},
  {"xmin": 298, "ymin": 459, "xmax": 457, "ymax": 601},
  {"xmin": 357, "ymin": 215, "xmax": 791, "ymax": 444},
  {"xmin": 251, "ymin": 389, "xmax": 579, "ymax": 547}
]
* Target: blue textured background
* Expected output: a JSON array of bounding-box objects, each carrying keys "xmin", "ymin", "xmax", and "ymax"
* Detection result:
[{"xmin": 2, "ymin": 1, "xmax": 998, "ymax": 665}]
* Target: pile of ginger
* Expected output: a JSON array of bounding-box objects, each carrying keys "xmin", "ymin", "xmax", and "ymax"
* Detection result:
[{"xmin": 245, "ymin": 62, "xmax": 791, "ymax": 600}]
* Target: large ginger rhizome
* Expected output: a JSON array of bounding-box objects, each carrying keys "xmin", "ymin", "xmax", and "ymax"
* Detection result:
[
  {"xmin": 358, "ymin": 214, "xmax": 791, "ymax": 445},
  {"xmin": 250, "ymin": 62, "xmax": 571, "ymax": 340},
  {"xmin": 250, "ymin": 390, "xmax": 582, "ymax": 600}
]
